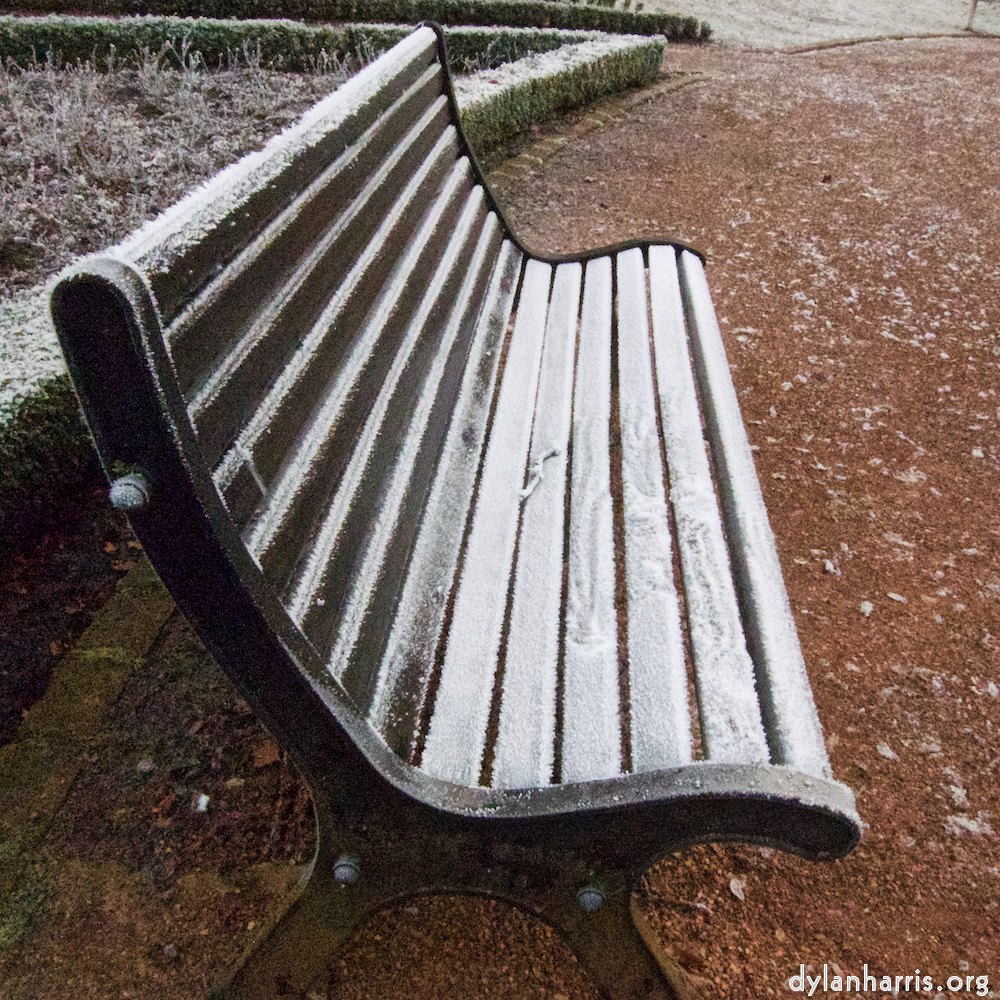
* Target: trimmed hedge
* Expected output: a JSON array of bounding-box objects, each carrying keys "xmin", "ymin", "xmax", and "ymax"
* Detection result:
[
  {"xmin": 457, "ymin": 36, "xmax": 662, "ymax": 150},
  {"xmin": 347, "ymin": 23, "xmax": 615, "ymax": 67},
  {"xmin": 0, "ymin": 14, "xmax": 353, "ymax": 70},
  {"xmin": 0, "ymin": 12, "xmax": 707, "ymax": 73},
  {"xmin": 0, "ymin": 374, "xmax": 93, "ymax": 517},
  {"xmin": 6, "ymin": 2, "xmax": 711, "ymax": 43}
]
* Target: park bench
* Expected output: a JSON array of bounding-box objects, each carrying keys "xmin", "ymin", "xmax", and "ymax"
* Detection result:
[{"xmin": 52, "ymin": 22, "xmax": 861, "ymax": 1000}]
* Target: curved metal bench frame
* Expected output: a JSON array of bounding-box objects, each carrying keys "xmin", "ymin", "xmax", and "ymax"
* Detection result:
[{"xmin": 52, "ymin": 24, "xmax": 860, "ymax": 999}]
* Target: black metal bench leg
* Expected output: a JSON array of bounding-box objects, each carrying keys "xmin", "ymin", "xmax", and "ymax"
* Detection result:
[
  {"xmin": 217, "ymin": 855, "xmax": 366, "ymax": 1000},
  {"xmin": 538, "ymin": 889, "xmax": 687, "ymax": 1000},
  {"xmin": 215, "ymin": 788, "xmax": 693, "ymax": 1000}
]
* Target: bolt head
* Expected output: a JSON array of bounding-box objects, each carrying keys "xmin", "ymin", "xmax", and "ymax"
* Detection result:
[
  {"xmin": 577, "ymin": 886, "xmax": 605, "ymax": 912},
  {"xmin": 109, "ymin": 472, "xmax": 151, "ymax": 510},
  {"xmin": 333, "ymin": 854, "xmax": 360, "ymax": 884}
]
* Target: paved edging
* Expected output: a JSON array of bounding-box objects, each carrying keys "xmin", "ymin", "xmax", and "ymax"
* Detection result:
[
  {"xmin": 0, "ymin": 555, "xmax": 175, "ymax": 934},
  {"xmin": 488, "ymin": 72, "xmax": 710, "ymax": 181}
]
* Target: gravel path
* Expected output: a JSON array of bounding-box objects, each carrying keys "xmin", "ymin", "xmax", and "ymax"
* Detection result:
[{"xmin": 645, "ymin": 0, "xmax": 999, "ymax": 48}]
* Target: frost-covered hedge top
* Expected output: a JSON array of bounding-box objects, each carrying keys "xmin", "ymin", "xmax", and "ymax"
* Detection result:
[{"xmin": 453, "ymin": 32, "xmax": 655, "ymax": 107}]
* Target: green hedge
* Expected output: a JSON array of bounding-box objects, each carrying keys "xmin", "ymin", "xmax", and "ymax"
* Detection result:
[
  {"xmin": 0, "ymin": 14, "xmax": 353, "ymax": 70},
  {"xmin": 458, "ymin": 37, "xmax": 662, "ymax": 150},
  {"xmin": 347, "ymin": 23, "xmax": 608, "ymax": 67},
  {"xmin": 7, "ymin": 3, "xmax": 710, "ymax": 43},
  {"xmin": 0, "ymin": 375, "xmax": 93, "ymax": 515},
  {"xmin": 0, "ymin": 13, "xmax": 706, "ymax": 74}
]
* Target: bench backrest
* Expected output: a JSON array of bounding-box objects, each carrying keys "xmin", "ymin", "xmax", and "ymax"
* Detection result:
[{"xmin": 52, "ymin": 24, "xmax": 860, "ymax": 860}]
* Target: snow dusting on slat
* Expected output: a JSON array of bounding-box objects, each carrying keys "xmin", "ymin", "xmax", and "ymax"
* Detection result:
[
  {"xmin": 615, "ymin": 247, "xmax": 691, "ymax": 774},
  {"xmin": 118, "ymin": 28, "xmax": 438, "ymax": 279},
  {"xmin": 492, "ymin": 261, "xmax": 581, "ymax": 789},
  {"xmin": 420, "ymin": 259, "xmax": 551, "ymax": 786},
  {"xmin": 647, "ymin": 245, "xmax": 769, "ymax": 765},
  {"xmin": 322, "ymin": 192, "xmax": 492, "ymax": 675},
  {"xmin": 560, "ymin": 256, "xmax": 624, "ymax": 784},
  {"xmin": 678, "ymin": 250, "xmax": 831, "ymax": 778},
  {"xmin": 370, "ymin": 239, "xmax": 521, "ymax": 742}
]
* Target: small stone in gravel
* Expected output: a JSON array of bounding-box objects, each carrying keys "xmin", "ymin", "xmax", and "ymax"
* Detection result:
[{"xmin": 860, "ymin": 600, "xmax": 874, "ymax": 617}]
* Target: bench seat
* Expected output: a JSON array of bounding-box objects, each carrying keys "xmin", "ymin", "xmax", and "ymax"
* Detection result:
[{"xmin": 52, "ymin": 24, "xmax": 860, "ymax": 999}]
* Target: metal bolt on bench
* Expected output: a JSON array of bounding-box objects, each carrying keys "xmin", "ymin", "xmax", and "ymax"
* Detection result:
[{"xmin": 52, "ymin": 23, "xmax": 861, "ymax": 1000}]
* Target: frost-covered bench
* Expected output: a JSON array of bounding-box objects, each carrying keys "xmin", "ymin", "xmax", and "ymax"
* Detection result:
[{"xmin": 52, "ymin": 23, "xmax": 860, "ymax": 1000}]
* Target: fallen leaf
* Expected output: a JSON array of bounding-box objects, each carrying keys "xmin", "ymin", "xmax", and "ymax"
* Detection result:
[{"xmin": 253, "ymin": 739, "xmax": 281, "ymax": 768}]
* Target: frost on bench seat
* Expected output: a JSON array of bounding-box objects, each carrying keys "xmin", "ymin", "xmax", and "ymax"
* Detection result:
[{"xmin": 402, "ymin": 246, "xmax": 833, "ymax": 800}]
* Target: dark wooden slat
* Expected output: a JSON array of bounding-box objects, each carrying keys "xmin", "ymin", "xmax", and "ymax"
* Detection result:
[
  {"xmin": 614, "ymin": 247, "xmax": 691, "ymax": 774},
  {"xmin": 420, "ymin": 258, "xmax": 552, "ymax": 786},
  {"xmin": 187, "ymin": 97, "xmax": 456, "ymax": 473},
  {"xmin": 490, "ymin": 261, "xmax": 581, "ymax": 789},
  {"xmin": 170, "ymin": 65, "xmax": 445, "ymax": 401},
  {"xmin": 333, "ymin": 210, "xmax": 505, "ymax": 709},
  {"xmin": 293, "ymin": 189, "xmax": 495, "ymax": 662},
  {"xmin": 370, "ymin": 240, "xmax": 522, "ymax": 762},
  {"xmin": 675, "ymin": 248, "xmax": 832, "ymax": 776},
  {"xmin": 248, "ymin": 157, "xmax": 476, "ymax": 591},
  {"xmin": 139, "ymin": 29, "xmax": 440, "ymax": 326},
  {"xmin": 204, "ymin": 123, "xmax": 462, "ymax": 537}
]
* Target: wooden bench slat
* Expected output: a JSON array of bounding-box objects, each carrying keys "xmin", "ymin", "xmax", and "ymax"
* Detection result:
[
  {"xmin": 420, "ymin": 258, "xmax": 552, "ymax": 786},
  {"xmin": 676, "ymin": 250, "xmax": 832, "ymax": 778},
  {"xmin": 646, "ymin": 246, "xmax": 770, "ymax": 764},
  {"xmin": 614, "ymin": 247, "xmax": 692, "ymax": 775},
  {"xmin": 204, "ymin": 108, "xmax": 460, "ymax": 519},
  {"xmin": 371, "ymin": 239, "xmax": 522, "ymax": 759},
  {"xmin": 557, "ymin": 256, "xmax": 624, "ymax": 784},
  {"xmin": 298, "ymin": 185, "xmax": 493, "ymax": 669},
  {"xmin": 232, "ymin": 133, "xmax": 465, "ymax": 522},
  {"xmin": 262, "ymin": 155, "xmax": 477, "ymax": 602},
  {"xmin": 337, "ymin": 210, "xmax": 506, "ymax": 713},
  {"xmin": 285, "ymin": 173, "xmax": 488, "ymax": 634},
  {"xmin": 201, "ymin": 102, "xmax": 458, "ymax": 499},
  {"xmin": 491, "ymin": 261, "xmax": 581, "ymax": 789}
]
